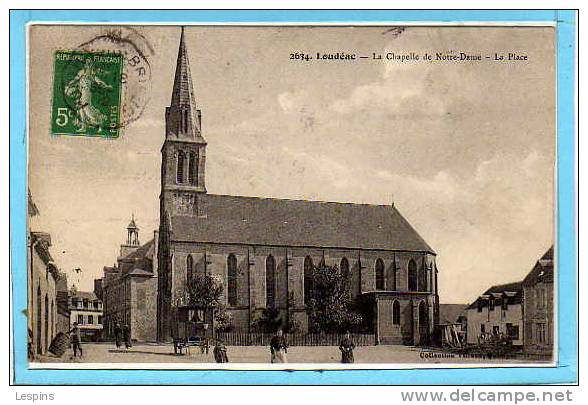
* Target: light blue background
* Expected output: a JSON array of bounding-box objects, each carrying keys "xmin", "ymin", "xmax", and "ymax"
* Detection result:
[{"xmin": 10, "ymin": 10, "xmax": 577, "ymax": 385}]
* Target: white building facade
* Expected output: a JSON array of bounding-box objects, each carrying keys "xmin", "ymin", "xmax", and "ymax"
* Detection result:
[
  {"xmin": 68, "ymin": 290, "xmax": 103, "ymax": 341},
  {"xmin": 466, "ymin": 282, "xmax": 523, "ymax": 346}
]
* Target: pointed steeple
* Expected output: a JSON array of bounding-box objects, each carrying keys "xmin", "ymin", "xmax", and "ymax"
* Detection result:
[
  {"xmin": 127, "ymin": 213, "xmax": 138, "ymax": 230},
  {"xmin": 171, "ymin": 27, "xmax": 196, "ymax": 109},
  {"xmin": 166, "ymin": 26, "xmax": 204, "ymax": 141}
]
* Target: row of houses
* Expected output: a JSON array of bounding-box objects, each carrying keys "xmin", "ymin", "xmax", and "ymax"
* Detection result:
[
  {"xmin": 440, "ymin": 247, "xmax": 554, "ymax": 356},
  {"xmin": 27, "ymin": 192, "xmax": 68, "ymax": 357},
  {"xmin": 28, "ymin": 192, "xmax": 104, "ymax": 358}
]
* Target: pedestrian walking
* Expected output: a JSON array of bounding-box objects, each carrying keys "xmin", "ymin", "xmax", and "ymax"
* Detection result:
[
  {"xmin": 68, "ymin": 322, "xmax": 83, "ymax": 358},
  {"xmin": 270, "ymin": 328, "xmax": 288, "ymax": 363},
  {"xmin": 213, "ymin": 340, "xmax": 229, "ymax": 363},
  {"xmin": 114, "ymin": 322, "xmax": 122, "ymax": 348},
  {"xmin": 122, "ymin": 324, "xmax": 132, "ymax": 349},
  {"xmin": 200, "ymin": 337, "xmax": 210, "ymax": 354},
  {"xmin": 339, "ymin": 331, "xmax": 356, "ymax": 364}
]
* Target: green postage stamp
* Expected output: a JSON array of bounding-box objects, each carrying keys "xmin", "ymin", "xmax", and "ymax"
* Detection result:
[{"xmin": 51, "ymin": 50, "xmax": 123, "ymax": 138}]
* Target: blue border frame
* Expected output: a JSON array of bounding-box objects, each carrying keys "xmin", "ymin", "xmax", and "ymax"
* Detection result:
[{"xmin": 10, "ymin": 10, "xmax": 577, "ymax": 385}]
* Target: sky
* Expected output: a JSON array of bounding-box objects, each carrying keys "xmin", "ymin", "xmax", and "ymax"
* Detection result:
[{"xmin": 28, "ymin": 25, "xmax": 555, "ymax": 303}]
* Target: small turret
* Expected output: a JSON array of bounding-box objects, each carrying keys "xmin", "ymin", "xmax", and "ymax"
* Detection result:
[{"xmin": 120, "ymin": 214, "xmax": 140, "ymax": 258}]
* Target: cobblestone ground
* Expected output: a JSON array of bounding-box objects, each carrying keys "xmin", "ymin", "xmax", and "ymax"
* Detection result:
[{"xmin": 34, "ymin": 343, "xmax": 532, "ymax": 365}]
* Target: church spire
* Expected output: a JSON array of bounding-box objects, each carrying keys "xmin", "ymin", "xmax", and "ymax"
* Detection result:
[{"xmin": 166, "ymin": 26, "xmax": 203, "ymax": 141}]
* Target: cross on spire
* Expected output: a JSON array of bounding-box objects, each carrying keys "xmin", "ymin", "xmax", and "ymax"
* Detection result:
[
  {"xmin": 126, "ymin": 214, "xmax": 139, "ymax": 246},
  {"xmin": 166, "ymin": 26, "xmax": 203, "ymax": 141},
  {"xmin": 171, "ymin": 26, "xmax": 197, "ymax": 109}
]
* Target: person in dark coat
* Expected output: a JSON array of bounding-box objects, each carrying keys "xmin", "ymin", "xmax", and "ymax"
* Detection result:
[
  {"xmin": 122, "ymin": 324, "xmax": 132, "ymax": 349},
  {"xmin": 200, "ymin": 337, "xmax": 210, "ymax": 354},
  {"xmin": 68, "ymin": 322, "xmax": 83, "ymax": 358},
  {"xmin": 213, "ymin": 340, "xmax": 229, "ymax": 363},
  {"xmin": 339, "ymin": 331, "xmax": 355, "ymax": 364},
  {"xmin": 113, "ymin": 322, "xmax": 122, "ymax": 348},
  {"xmin": 27, "ymin": 328, "xmax": 35, "ymax": 360},
  {"xmin": 270, "ymin": 329, "xmax": 288, "ymax": 363}
]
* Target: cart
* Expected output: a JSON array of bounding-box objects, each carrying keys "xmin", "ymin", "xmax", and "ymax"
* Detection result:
[{"xmin": 173, "ymin": 305, "xmax": 215, "ymax": 355}]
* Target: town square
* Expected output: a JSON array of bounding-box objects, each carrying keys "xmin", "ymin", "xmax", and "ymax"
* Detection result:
[{"xmin": 26, "ymin": 24, "xmax": 555, "ymax": 367}]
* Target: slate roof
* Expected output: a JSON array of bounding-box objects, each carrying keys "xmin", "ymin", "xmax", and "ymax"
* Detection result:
[
  {"xmin": 70, "ymin": 291, "xmax": 99, "ymax": 301},
  {"xmin": 439, "ymin": 304, "xmax": 468, "ymax": 325},
  {"xmin": 119, "ymin": 239, "xmax": 155, "ymax": 277},
  {"xmin": 170, "ymin": 194, "xmax": 435, "ymax": 253},
  {"xmin": 31, "ymin": 232, "xmax": 53, "ymax": 264},
  {"xmin": 523, "ymin": 246, "xmax": 554, "ymax": 286},
  {"xmin": 123, "ymin": 239, "xmax": 155, "ymax": 262},
  {"xmin": 483, "ymin": 281, "xmax": 523, "ymax": 296},
  {"xmin": 467, "ymin": 281, "xmax": 523, "ymax": 310}
]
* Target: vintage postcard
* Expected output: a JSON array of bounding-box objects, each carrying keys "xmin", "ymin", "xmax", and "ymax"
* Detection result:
[{"xmin": 23, "ymin": 21, "xmax": 560, "ymax": 374}]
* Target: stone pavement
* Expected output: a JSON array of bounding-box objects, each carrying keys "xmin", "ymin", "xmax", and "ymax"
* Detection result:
[{"xmin": 34, "ymin": 342, "xmax": 532, "ymax": 365}]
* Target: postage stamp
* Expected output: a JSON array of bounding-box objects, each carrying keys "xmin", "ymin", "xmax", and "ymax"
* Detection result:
[
  {"xmin": 51, "ymin": 50, "xmax": 124, "ymax": 138},
  {"xmin": 77, "ymin": 27, "xmax": 153, "ymax": 130}
]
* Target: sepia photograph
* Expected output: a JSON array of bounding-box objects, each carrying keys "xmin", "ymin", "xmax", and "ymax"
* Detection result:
[{"xmin": 25, "ymin": 23, "xmax": 557, "ymax": 369}]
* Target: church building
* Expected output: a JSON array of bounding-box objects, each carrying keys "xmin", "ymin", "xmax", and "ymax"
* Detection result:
[
  {"xmin": 101, "ymin": 217, "xmax": 158, "ymax": 342},
  {"xmin": 157, "ymin": 29, "xmax": 440, "ymax": 345}
]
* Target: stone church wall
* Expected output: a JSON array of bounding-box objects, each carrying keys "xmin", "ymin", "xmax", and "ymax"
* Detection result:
[{"xmin": 168, "ymin": 241, "xmax": 437, "ymax": 335}]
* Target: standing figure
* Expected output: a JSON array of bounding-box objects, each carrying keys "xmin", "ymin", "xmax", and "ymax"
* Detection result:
[
  {"xmin": 69, "ymin": 322, "xmax": 83, "ymax": 358},
  {"xmin": 213, "ymin": 340, "xmax": 229, "ymax": 363},
  {"xmin": 270, "ymin": 329, "xmax": 288, "ymax": 363},
  {"xmin": 339, "ymin": 331, "xmax": 356, "ymax": 364},
  {"xmin": 64, "ymin": 59, "xmax": 113, "ymax": 132},
  {"xmin": 122, "ymin": 324, "xmax": 132, "ymax": 349},
  {"xmin": 113, "ymin": 322, "xmax": 122, "ymax": 349},
  {"xmin": 200, "ymin": 337, "xmax": 210, "ymax": 355}
]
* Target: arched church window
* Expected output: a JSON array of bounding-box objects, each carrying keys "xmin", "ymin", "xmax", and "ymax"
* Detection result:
[
  {"xmin": 304, "ymin": 256, "xmax": 314, "ymax": 306},
  {"xmin": 44, "ymin": 294, "xmax": 49, "ymax": 353},
  {"xmin": 408, "ymin": 259, "xmax": 418, "ymax": 291},
  {"xmin": 391, "ymin": 258, "xmax": 397, "ymax": 291},
  {"xmin": 266, "ymin": 255, "xmax": 276, "ymax": 308},
  {"xmin": 194, "ymin": 151, "xmax": 199, "ymax": 185},
  {"xmin": 419, "ymin": 259, "xmax": 428, "ymax": 292},
  {"xmin": 340, "ymin": 257, "xmax": 350, "ymax": 278},
  {"xmin": 36, "ymin": 285, "xmax": 41, "ymax": 354},
  {"xmin": 188, "ymin": 153, "xmax": 195, "ymax": 184},
  {"xmin": 392, "ymin": 300, "xmax": 401, "ymax": 325},
  {"xmin": 176, "ymin": 151, "xmax": 184, "ymax": 184},
  {"xmin": 186, "ymin": 255, "xmax": 193, "ymax": 283},
  {"xmin": 375, "ymin": 258, "xmax": 385, "ymax": 290},
  {"xmin": 227, "ymin": 254, "xmax": 238, "ymax": 306},
  {"xmin": 51, "ymin": 300, "xmax": 55, "ymax": 339}
]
